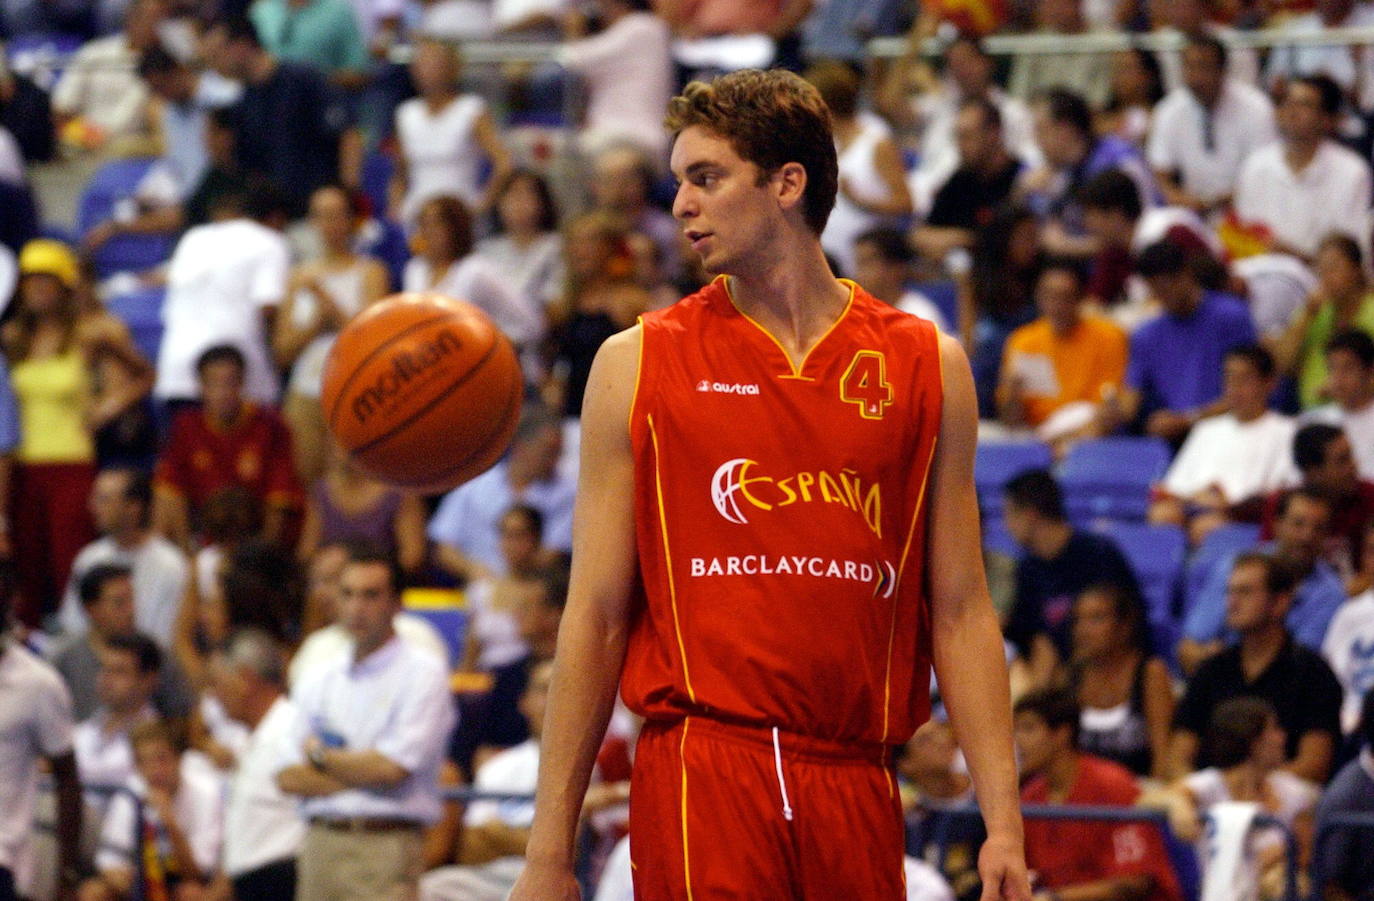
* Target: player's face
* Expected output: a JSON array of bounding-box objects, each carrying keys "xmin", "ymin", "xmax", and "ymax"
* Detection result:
[{"xmin": 671, "ymin": 126, "xmax": 778, "ymax": 275}]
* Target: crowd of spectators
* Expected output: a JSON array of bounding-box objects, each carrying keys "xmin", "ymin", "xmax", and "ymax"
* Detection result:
[{"xmin": 5, "ymin": 1, "xmax": 1374, "ymax": 900}]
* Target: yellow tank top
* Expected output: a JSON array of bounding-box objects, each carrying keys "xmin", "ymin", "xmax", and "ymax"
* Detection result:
[{"xmin": 11, "ymin": 350, "xmax": 95, "ymax": 464}]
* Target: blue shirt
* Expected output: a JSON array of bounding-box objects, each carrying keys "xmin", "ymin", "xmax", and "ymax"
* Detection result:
[
  {"xmin": 1126, "ymin": 291, "xmax": 1257, "ymax": 419},
  {"xmin": 426, "ymin": 461, "xmax": 576, "ymax": 575},
  {"xmin": 1183, "ymin": 541, "xmax": 1347, "ymax": 650},
  {"xmin": 0, "ymin": 356, "xmax": 20, "ymax": 454}
]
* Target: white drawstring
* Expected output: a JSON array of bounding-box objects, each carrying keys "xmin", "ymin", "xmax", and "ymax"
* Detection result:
[{"xmin": 771, "ymin": 727, "xmax": 794, "ymax": 822}]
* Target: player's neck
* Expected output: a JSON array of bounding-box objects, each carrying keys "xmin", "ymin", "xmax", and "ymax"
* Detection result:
[{"xmin": 725, "ymin": 243, "xmax": 849, "ymax": 369}]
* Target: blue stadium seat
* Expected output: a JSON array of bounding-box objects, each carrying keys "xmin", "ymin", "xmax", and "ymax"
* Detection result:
[
  {"xmin": 1059, "ymin": 437, "xmax": 1172, "ymax": 522},
  {"xmin": 76, "ymin": 157, "xmax": 176, "ymax": 278},
  {"xmin": 105, "ymin": 286, "xmax": 165, "ymax": 364},
  {"xmin": 1184, "ymin": 522, "xmax": 1262, "ymax": 616},
  {"xmin": 911, "ymin": 280, "xmax": 959, "ymax": 334},
  {"xmin": 981, "ymin": 515, "xmax": 1021, "ymax": 559},
  {"xmin": 1090, "ymin": 521, "xmax": 1187, "ymax": 625},
  {"xmin": 4, "ymin": 33, "xmax": 84, "ymax": 91},
  {"xmin": 975, "ymin": 440, "xmax": 1053, "ymax": 517}
]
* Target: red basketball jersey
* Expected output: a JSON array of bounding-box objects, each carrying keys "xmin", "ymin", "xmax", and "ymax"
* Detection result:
[{"xmin": 623, "ymin": 276, "xmax": 945, "ymax": 746}]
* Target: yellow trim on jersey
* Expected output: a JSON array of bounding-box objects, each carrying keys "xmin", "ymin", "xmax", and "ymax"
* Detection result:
[
  {"xmin": 881, "ymin": 433, "xmax": 940, "ymax": 744},
  {"xmin": 721, "ymin": 276, "xmax": 857, "ymax": 381},
  {"xmin": 648, "ymin": 413, "xmax": 696, "ymax": 703},
  {"xmin": 680, "ymin": 716, "xmax": 695, "ymax": 901},
  {"xmin": 630, "ymin": 317, "xmax": 646, "ymax": 436}
]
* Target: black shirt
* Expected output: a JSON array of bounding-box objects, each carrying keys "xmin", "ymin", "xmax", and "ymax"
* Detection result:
[
  {"xmin": 1006, "ymin": 529, "xmax": 1141, "ymax": 658},
  {"xmin": 926, "ymin": 158, "xmax": 1022, "ymax": 232},
  {"xmin": 229, "ymin": 61, "xmax": 351, "ymax": 217},
  {"xmin": 1173, "ymin": 634, "xmax": 1343, "ymax": 763},
  {"xmin": 0, "ymin": 72, "xmax": 54, "ymax": 163}
]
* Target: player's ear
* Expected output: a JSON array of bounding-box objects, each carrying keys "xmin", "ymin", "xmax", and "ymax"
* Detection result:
[{"xmin": 773, "ymin": 161, "xmax": 808, "ymax": 215}]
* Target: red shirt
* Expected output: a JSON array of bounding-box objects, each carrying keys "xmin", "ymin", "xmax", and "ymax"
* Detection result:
[
  {"xmin": 1022, "ymin": 755, "xmax": 1182, "ymax": 901},
  {"xmin": 622, "ymin": 277, "xmax": 944, "ymax": 746},
  {"xmin": 155, "ymin": 403, "xmax": 302, "ymax": 513}
]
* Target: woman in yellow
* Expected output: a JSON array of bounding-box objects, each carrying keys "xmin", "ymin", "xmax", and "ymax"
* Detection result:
[
  {"xmin": 3, "ymin": 240, "xmax": 153, "ymax": 627},
  {"xmin": 1271, "ymin": 233, "xmax": 1374, "ymax": 409}
]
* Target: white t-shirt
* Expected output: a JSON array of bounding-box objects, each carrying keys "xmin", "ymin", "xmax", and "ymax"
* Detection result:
[
  {"xmin": 95, "ymin": 755, "xmax": 224, "ymax": 877},
  {"xmin": 395, "ymin": 94, "xmax": 487, "ymax": 224},
  {"xmin": 1304, "ymin": 399, "xmax": 1374, "ymax": 480},
  {"xmin": 465, "ymin": 579, "xmax": 529, "ymax": 671},
  {"xmin": 1183, "ymin": 766, "xmax": 1318, "ymax": 857},
  {"xmin": 1147, "ymin": 80, "xmax": 1277, "ymax": 205},
  {"xmin": 223, "ymin": 695, "xmax": 306, "ymax": 876},
  {"xmin": 1231, "ymin": 254, "xmax": 1319, "ymax": 339},
  {"xmin": 464, "ymin": 738, "xmax": 538, "ymax": 830},
  {"xmin": 73, "ymin": 706, "xmax": 157, "ymax": 790},
  {"xmin": 557, "ymin": 12, "xmax": 673, "ymax": 157},
  {"xmin": 288, "ymin": 614, "xmax": 448, "ymax": 687},
  {"xmin": 823, "ymin": 112, "xmax": 901, "ymax": 278},
  {"xmin": 156, "ymin": 218, "xmax": 290, "ymax": 404},
  {"xmin": 285, "ymin": 259, "xmax": 370, "ymax": 398},
  {"xmin": 897, "ymin": 290, "xmax": 952, "ymax": 335},
  {"xmin": 50, "ymin": 34, "xmax": 147, "ymax": 141},
  {"xmin": 0, "ymin": 642, "xmax": 74, "ymax": 872},
  {"xmin": 57, "ymin": 534, "xmax": 190, "ymax": 648},
  {"xmin": 402, "ymin": 254, "xmax": 542, "ymax": 347},
  {"xmin": 1321, "ymin": 589, "xmax": 1374, "ymax": 734},
  {"xmin": 1233, "ymin": 140, "xmax": 1374, "ymax": 258},
  {"xmin": 1160, "ymin": 410, "xmax": 1298, "ymax": 503}
]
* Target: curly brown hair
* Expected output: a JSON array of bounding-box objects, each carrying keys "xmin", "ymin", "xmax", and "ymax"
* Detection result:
[{"xmin": 664, "ymin": 69, "xmax": 838, "ymax": 235}]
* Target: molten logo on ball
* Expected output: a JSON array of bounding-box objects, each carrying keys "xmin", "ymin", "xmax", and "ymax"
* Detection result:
[{"xmin": 352, "ymin": 329, "xmax": 462, "ymax": 424}]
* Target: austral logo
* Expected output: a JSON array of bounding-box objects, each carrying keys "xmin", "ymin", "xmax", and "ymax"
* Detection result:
[
  {"xmin": 353, "ymin": 330, "xmax": 462, "ymax": 423},
  {"xmin": 710, "ymin": 458, "xmax": 883, "ymax": 538},
  {"xmin": 696, "ymin": 380, "xmax": 760, "ymax": 395}
]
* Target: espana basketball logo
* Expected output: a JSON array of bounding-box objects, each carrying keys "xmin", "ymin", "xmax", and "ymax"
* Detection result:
[
  {"xmin": 351, "ymin": 329, "xmax": 464, "ymax": 424},
  {"xmin": 710, "ymin": 457, "xmax": 883, "ymax": 538}
]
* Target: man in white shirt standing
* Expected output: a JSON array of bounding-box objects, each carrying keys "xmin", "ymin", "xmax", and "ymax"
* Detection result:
[
  {"xmin": 57, "ymin": 467, "xmax": 188, "ymax": 647},
  {"xmin": 1233, "ymin": 75, "xmax": 1373, "ymax": 261},
  {"xmin": 154, "ymin": 183, "xmax": 290, "ymax": 413},
  {"xmin": 277, "ymin": 545, "xmax": 456, "ymax": 901},
  {"xmin": 0, "ymin": 584, "xmax": 82, "ymax": 901},
  {"xmin": 1305, "ymin": 329, "xmax": 1374, "ymax": 480},
  {"xmin": 1149, "ymin": 344, "xmax": 1298, "ymax": 545},
  {"xmin": 1149, "ymin": 33, "xmax": 1276, "ymax": 219},
  {"xmin": 209, "ymin": 628, "xmax": 305, "ymax": 900}
]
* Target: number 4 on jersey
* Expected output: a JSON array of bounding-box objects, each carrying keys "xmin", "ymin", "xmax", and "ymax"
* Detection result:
[{"xmin": 840, "ymin": 351, "xmax": 893, "ymax": 420}]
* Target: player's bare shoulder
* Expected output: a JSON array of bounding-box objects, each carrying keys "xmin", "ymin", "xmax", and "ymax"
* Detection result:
[{"xmin": 582, "ymin": 323, "xmax": 643, "ymax": 448}]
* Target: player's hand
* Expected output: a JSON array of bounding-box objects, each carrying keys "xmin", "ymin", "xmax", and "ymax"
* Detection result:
[
  {"xmin": 977, "ymin": 833, "xmax": 1032, "ymax": 901},
  {"xmin": 506, "ymin": 860, "xmax": 581, "ymax": 901}
]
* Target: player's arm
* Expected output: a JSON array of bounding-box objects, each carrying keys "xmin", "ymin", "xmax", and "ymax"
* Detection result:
[
  {"xmin": 509, "ymin": 326, "xmax": 642, "ymax": 901},
  {"xmin": 926, "ymin": 333, "xmax": 1032, "ymax": 901}
]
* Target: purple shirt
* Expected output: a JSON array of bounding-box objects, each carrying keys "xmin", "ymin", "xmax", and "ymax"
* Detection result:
[{"xmin": 1127, "ymin": 290, "xmax": 1256, "ymax": 418}]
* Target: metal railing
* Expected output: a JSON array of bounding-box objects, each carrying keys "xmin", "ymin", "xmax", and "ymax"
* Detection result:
[{"xmin": 868, "ymin": 25, "xmax": 1374, "ymax": 59}]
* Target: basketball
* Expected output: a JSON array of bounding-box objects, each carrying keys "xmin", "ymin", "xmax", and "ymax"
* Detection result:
[{"xmin": 321, "ymin": 293, "xmax": 523, "ymax": 494}]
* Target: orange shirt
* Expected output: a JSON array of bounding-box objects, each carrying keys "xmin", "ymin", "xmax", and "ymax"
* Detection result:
[
  {"xmin": 1000, "ymin": 315, "xmax": 1128, "ymax": 427},
  {"xmin": 623, "ymin": 277, "xmax": 944, "ymax": 746}
]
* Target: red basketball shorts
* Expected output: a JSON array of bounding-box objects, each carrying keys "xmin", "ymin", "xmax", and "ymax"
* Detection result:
[{"xmin": 628, "ymin": 716, "xmax": 907, "ymax": 900}]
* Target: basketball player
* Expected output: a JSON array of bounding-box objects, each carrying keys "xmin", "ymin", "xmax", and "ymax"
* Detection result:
[{"xmin": 510, "ymin": 70, "xmax": 1030, "ymax": 901}]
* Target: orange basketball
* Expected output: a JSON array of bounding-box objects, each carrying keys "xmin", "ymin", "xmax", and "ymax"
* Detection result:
[{"xmin": 321, "ymin": 293, "xmax": 523, "ymax": 494}]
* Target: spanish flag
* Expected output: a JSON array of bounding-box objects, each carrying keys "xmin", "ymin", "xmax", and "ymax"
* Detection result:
[{"xmin": 927, "ymin": 0, "xmax": 1009, "ymax": 36}]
